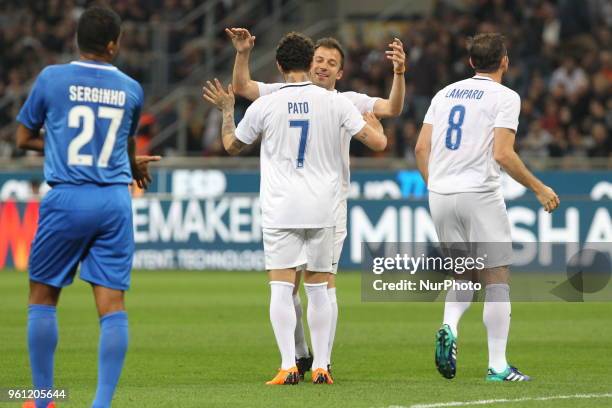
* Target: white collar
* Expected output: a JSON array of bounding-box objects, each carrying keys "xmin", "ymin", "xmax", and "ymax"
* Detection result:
[
  {"xmin": 280, "ymin": 81, "xmax": 314, "ymax": 89},
  {"xmin": 472, "ymin": 75, "xmax": 494, "ymax": 81}
]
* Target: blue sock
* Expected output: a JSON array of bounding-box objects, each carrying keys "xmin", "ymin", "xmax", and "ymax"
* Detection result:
[
  {"xmin": 27, "ymin": 304, "xmax": 58, "ymax": 408},
  {"xmin": 92, "ymin": 311, "xmax": 128, "ymax": 408}
]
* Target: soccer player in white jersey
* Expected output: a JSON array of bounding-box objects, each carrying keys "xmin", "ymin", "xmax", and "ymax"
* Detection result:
[
  {"xmin": 227, "ymin": 27, "xmax": 406, "ymax": 378},
  {"xmin": 415, "ymin": 33, "xmax": 559, "ymax": 382},
  {"xmin": 203, "ymin": 32, "xmax": 387, "ymax": 385}
]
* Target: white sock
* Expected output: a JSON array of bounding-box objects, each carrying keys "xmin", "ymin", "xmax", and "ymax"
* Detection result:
[
  {"xmin": 269, "ymin": 281, "xmax": 296, "ymax": 370},
  {"xmin": 327, "ymin": 287, "xmax": 338, "ymax": 366},
  {"xmin": 293, "ymin": 293, "xmax": 309, "ymax": 358},
  {"xmin": 442, "ymin": 279, "xmax": 473, "ymax": 337},
  {"xmin": 305, "ymin": 282, "xmax": 331, "ymax": 371},
  {"xmin": 483, "ymin": 283, "xmax": 511, "ymax": 373}
]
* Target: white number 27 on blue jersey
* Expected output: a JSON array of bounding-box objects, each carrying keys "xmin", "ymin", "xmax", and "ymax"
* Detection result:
[{"xmin": 67, "ymin": 105, "xmax": 124, "ymax": 167}]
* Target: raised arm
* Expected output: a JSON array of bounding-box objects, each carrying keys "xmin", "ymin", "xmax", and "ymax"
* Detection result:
[
  {"xmin": 493, "ymin": 128, "xmax": 559, "ymax": 212},
  {"xmin": 202, "ymin": 79, "xmax": 247, "ymax": 156},
  {"xmin": 414, "ymin": 123, "xmax": 432, "ymax": 184},
  {"xmin": 353, "ymin": 112, "xmax": 387, "ymax": 152},
  {"xmin": 226, "ymin": 28, "xmax": 260, "ymax": 101},
  {"xmin": 373, "ymin": 38, "xmax": 406, "ymax": 118}
]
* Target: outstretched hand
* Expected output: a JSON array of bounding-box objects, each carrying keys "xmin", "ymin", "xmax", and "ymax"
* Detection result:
[
  {"xmin": 225, "ymin": 27, "xmax": 256, "ymax": 53},
  {"xmin": 386, "ymin": 38, "xmax": 406, "ymax": 74},
  {"xmin": 202, "ymin": 79, "xmax": 235, "ymax": 111}
]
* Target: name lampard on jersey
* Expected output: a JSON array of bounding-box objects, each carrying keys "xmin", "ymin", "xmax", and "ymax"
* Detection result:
[
  {"xmin": 68, "ymin": 85, "xmax": 127, "ymax": 107},
  {"xmin": 444, "ymin": 88, "xmax": 484, "ymax": 100}
]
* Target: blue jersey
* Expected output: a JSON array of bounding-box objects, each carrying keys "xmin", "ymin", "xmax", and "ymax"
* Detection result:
[{"xmin": 17, "ymin": 60, "xmax": 144, "ymax": 185}]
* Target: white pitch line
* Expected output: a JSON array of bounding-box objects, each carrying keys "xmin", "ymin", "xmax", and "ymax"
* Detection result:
[{"xmin": 385, "ymin": 392, "xmax": 612, "ymax": 408}]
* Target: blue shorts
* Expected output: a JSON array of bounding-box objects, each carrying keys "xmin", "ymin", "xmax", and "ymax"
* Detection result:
[{"xmin": 29, "ymin": 184, "xmax": 134, "ymax": 290}]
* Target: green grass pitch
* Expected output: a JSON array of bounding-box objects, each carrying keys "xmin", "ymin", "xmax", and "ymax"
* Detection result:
[{"xmin": 1, "ymin": 270, "xmax": 611, "ymax": 407}]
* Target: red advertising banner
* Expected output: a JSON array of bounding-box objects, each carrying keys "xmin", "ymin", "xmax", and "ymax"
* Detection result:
[{"xmin": 0, "ymin": 201, "xmax": 39, "ymax": 270}]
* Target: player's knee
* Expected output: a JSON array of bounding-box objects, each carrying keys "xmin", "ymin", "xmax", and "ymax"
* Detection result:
[
  {"xmin": 92, "ymin": 285, "xmax": 125, "ymax": 317},
  {"xmin": 483, "ymin": 266, "xmax": 510, "ymax": 285},
  {"xmin": 95, "ymin": 300, "xmax": 126, "ymax": 317},
  {"xmin": 327, "ymin": 274, "xmax": 336, "ymax": 288},
  {"xmin": 29, "ymin": 281, "xmax": 61, "ymax": 306},
  {"xmin": 268, "ymin": 268, "xmax": 297, "ymax": 285},
  {"xmin": 303, "ymin": 271, "xmax": 330, "ymax": 284}
]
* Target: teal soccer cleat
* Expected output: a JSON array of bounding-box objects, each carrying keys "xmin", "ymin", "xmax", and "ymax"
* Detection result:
[
  {"xmin": 486, "ymin": 365, "xmax": 532, "ymax": 382},
  {"xmin": 435, "ymin": 324, "xmax": 457, "ymax": 379}
]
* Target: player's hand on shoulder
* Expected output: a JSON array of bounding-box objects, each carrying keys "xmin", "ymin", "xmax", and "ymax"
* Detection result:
[
  {"xmin": 386, "ymin": 38, "xmax": 406, "ymax": 74},
  {"xmin": 202, "ymin": 79, "xmax": 235, "ymax": 111},
  {"xmin": 363, "ymin": 111, "xmax": 383, "ymax": 133},
  {"xmin": 225, "ymin": 27, "xmax": 256, "ymax": 53},
  {"xmin": 535, "ymin": 185, "xmax": 560, "ymax": 213},
  {"xmin": 133, "ymin": 155, "xmax": 161, "ymax": 190}
]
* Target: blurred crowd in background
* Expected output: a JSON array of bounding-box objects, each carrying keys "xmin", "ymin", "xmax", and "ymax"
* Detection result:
[
  {"xmin": 337, "ymin": 0, "xmax": 612, "ymax": 162},
  {"xmin": 0, "ymin": 0, "xmax": 610, "ymax": 163},
  {"xmin": 0, "ymin": 0, "xmax": 260, "ymax": 157}
]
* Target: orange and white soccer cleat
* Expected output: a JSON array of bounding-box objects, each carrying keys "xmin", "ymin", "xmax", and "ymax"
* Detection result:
[
  {"xmin": 312, "ymin": 368, "xmax": 334, "ymax": 384},
  {"xmin": 22, "ymin": 401, "xmax": 56, "ymax": 408},
  {"xmin": 265, "ymin": 366, "xmax": 300, "ymax": 385}
]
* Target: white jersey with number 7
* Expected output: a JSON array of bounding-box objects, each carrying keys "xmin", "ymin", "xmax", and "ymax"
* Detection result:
[
  {"xmin": 423, "ymin": 75, "xmax": 521, "ymax": 194},
  {"xmin": 257, "ymin": 81, "xmax": 379, "ymax": 203},
  {"xmin": 235, "ymin": 81, "xmax": 366, "ymax": 229}
]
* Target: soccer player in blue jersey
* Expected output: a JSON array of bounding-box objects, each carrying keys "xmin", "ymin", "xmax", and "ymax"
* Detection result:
[{"xmin": 15, "ymin": 6, "xmax": 159, "ymax": 408}]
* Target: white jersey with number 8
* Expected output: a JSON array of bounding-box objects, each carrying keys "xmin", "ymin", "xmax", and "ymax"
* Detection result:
[
  {"xmin": 236, "ymin": 81, "xmax": 366, "ymax": 229},
  {"xmin": 423, "ymin": 75, "xmax": 521, "ymax": 194}
]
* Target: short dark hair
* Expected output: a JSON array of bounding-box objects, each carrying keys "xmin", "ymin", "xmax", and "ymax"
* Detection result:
[
  {"xmin": 276, "ymin": 32, "xmax": 315, "ymax": 73},
  {"xmin": 467, "ymin": 33, "xmax": 507, "ymax": 73},
  {"xmin": 315, "ymin": 37, "xmax": 345, "ymax": 69},
  {"xmin": 77, "ymin": 6, "xmax": 122, "ymax": 55}
]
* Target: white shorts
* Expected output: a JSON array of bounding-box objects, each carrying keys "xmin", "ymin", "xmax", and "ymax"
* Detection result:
[
  {"xmin": 263, "ymin": 227, "xmax": 335, "ymax": 272},
  {"xmin": 428, "ymin": 190, "xmax": 512, "ymax": 268},
  {"xmin": 296, "ymin": 200, "xmax": 347, "ymax": 274}
]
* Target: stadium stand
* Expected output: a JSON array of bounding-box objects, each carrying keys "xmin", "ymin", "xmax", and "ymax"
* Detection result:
[
  {"xmin": 0, "ymin": 0, "xmax": 609, "ymax": 162},
  {"xmin": 336, "ymin": 0, "xmax": 611, "ymax": 160}
]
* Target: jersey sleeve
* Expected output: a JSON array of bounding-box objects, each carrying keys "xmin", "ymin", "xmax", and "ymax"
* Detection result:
[
  {"xmin": 341, "ymin": 91, "xmax": 380, "ymax": 114},
  {"xmin": 235, "ymin": 98, "xmax": 264, "ymax": 144},
  {"xmin": 494, "ymin": 90, "xmax": 521, "ymax": 131},
  {"xmin": 128, "ymin": 83, "xmax": 145, "ymax": 137},
  {"xmin": 16, "ymin": 69, "xmax": 49, "ymax": 131},
  {"xmin": 256, "ymin": 82, "xmax": 283, "ymax": 97},
  {"xmin": 337, "ymin": 94, "xmax": 366, "ymax": 137}
]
